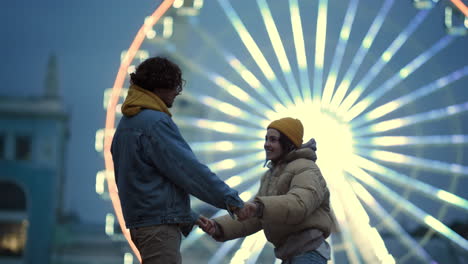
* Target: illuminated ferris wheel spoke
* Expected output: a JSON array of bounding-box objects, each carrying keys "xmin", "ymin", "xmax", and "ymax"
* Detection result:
[
  {"xmin": 353, "ymin": 101, "xmax": 468, "ymax": 136},
  {"xmin": 229, "ymin": 232, "xmax": 268, "ymax": 264},
  {"xmin": 224, "ymin": 166, "xmax": 266, "ymax": 187},
  {"xmin": 334, "ymin": 176, "xmax": 393, "ymax": 263},
  {"xmin": 329, "ymin": 0, "xmax": 395, "ymax": 110},
  {"xmin": 208, "ymin": 239, "xmax": 240, "ymax": 264},
  {"xmin": 346, "ymin": 166, "xmax": 468, "ymax": 251},
  {"xmin": 197, "ymin": 94, "xmax": 267, "ymax": 126},
  {"xmin": 338, "ymin": 9, "xmax": 433, "ymax": 114},
  {"xmin": 352, "ymin": 155, "xmax": 468, "ymax": 210},
  {"xmin": 175, "ymin": 116, "xmax": 264, "ymax": 137},
  {"xmin": 356, "ymin": 135, "xmax": 468, "ymax": 147},
  {"xmin": 344, "ymin": 35, "xmax": 457, "ymax": 122},
  {"xmin": 352, "ymin": 65, "xmax": 468, "ymax": 127},
  {"xmin": 322, "ymin": 0, "xmax": 360, "ymax": 107},
  {"xmin": 256, "ymin": 0, "xmax": 303, "ymax": 104},
  {"xmin": 191, "ymin": 140, "xmax": 262, "ymax": 153},
  {"xmin": 356, "ymin": 148, "xmax": 468, "ymax": 176},
  {"xmin": 312, "ymin": 0, "xmax": 329, "ymax": 105},
  {"xmin": 289, "ymin": 0, "xmax": 313, "ymax": 102},
  {"xmin": 190, "ymin": 23, "xmax": 283, "ymax": 108},
  {"xmin": 207, "ymin": 151, "xmax": 264, "ymax": 172},
  {"xmin": 349, "ymin": 180, "xmax": 435, "ymax": 264},
  {"xmin": 326, "ymin": 168, "xmax": 391, "ymax": 263},
  {"xmin": 329, "ymin": 188, "xmax": 364, "ymax": 264},
  {"xmin": 166, "ymin": 49, "xmax": 273, "ymax": 116},
  {"xmin": 216, "ymin": 0, "xmax": 295, "ymax": 106}
]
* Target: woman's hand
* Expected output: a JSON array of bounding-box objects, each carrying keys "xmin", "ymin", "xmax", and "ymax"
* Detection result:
[{"xmin": 197, "ymin": 215, "xmax": 218, "ymax": 236}]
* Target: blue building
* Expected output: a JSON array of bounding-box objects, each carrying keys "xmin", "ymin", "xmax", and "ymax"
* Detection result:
[{"xmin": 0, "ymin": 56, "xmax": 69, "ymax": 264}]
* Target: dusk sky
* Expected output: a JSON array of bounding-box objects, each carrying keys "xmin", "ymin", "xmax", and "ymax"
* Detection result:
[{"xmin": 0, "ymin": 0, "xmax": 164, "ymax": 223}]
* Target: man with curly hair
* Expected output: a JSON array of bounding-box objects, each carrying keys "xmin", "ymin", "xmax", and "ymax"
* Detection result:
[{"xmin": 111, "ymin": 56, "xmax": 244, "ymax": 264}]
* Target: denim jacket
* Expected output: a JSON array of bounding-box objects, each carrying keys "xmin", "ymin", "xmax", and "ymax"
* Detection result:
[{"xmin": 111, "ymin": 109, "xmax": 243, "ymax": 236}]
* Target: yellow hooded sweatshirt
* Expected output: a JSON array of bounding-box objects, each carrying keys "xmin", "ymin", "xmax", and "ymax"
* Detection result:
[{"xmin": 121, "ymin": 84, "xmax": 172, "ymax": 117}]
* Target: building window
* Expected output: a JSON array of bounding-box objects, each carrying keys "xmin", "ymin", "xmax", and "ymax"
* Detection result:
[
  {"xmin": 15, "ymin": 136, "xmax": 32, "ymax": 161},
  {"xmin": 0, "ymin": 135, "xmax": 4, "ymax": 159},
  {"xmin": 0, "ymin": 221, "xmax": 28, "ymax": 257},
  {"xmin": 0, "ymin": 182, "xmax": 27, "ymax": 258}
]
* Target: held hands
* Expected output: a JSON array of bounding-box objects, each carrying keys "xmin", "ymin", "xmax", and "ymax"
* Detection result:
[
  {"xmin": 197, "ymin": 202, "xmax": 263, "ymax": 238},
  {"xmin": 233, "ymin": 201, "xmax": 258, "ymax": 221},
  {"xmin": 196, "ymin": 215, "xmax": 219, "ymax": 236}
]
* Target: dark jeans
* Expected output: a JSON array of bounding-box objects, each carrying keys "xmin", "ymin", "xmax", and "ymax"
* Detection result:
[
  {"xmin": 282, "ymin": 250, "xmax": 328, "ymax": 264},
  {"xmin": 130, "ymin": 224, "xmax": 182, "ymax": 264}
]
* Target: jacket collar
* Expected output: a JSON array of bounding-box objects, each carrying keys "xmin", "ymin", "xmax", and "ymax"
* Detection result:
[{"xmin": 121, "ymin": 84, "xmax": 172, "ymax": 117}]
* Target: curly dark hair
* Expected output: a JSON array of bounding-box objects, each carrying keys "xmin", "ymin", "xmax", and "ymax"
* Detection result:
[{"xmin": 130, "ymin": 56, "xmax": 184, "ymax": 92}]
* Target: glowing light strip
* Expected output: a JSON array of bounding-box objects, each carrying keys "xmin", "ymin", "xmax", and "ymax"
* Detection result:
[
  {"xmin": 190, "ymin": 166, "xmax": 265, "ymax": 211},
  {"xmin": 198, "ymin": 95, "xmax": 266, "ymax": 126},
  {"xmin": 257, "ymin": 0, "xmax": 302, "ymax": 104},
  {"xmin": 338, "ymin": 9, "xmax": 431, "ymax": 113},
  {"xmin": 354, "ymin": 101, "xmax": 468, "ymax": 136},
  {"xmin": 321, "ymin": 0, "xmax": 359, "ymax": 106},
  {"xmin": 329, "ymin": 187, "xmax": 363, "ymax": 264},
  {"xmin": 226, "ymin": 55, "xmax": 281, "ymax": 108},
  {"xmin": 190, "ymin": 22, "xmax": 282, "ymax": 108},
  {"xmin": 104, "ymin": 1, "xmax": 175, "ymax": 262},
  {"xmin": 191, "ymin": 140, "xmax": 262, "ymax": 153},
  {"xmin": 208, "ymin": 240, "xmax": 239, "ymax": 264},
  {"xmin": 217, "ymin": 0, "xmax": 294, "ymax": 106},
  {"xmin": 356, "ymin": 148, "xmax": 468, "ymax": 176},
  {"xmin": 353, "ymin": 65, "xmax": 468, "ymax": 126},
  {"xmin": 289, "ymin": 0, "xmax": 311, "ymax": 102},
  {"xmin": 337, "ymin": 175, "xmax": 392, "ymax": 263},
  {"xmin": 313, "ymin": 0, "xmax": 329, "ymax": 103},
  {"xmin": 350, "ymin": 180, "xmax": 434, "ymax": 263},
  {"xmin": 329, "ymin": 0, "xmax": 395, "ymax": 109},
  {"xmin": 165, "ymin": 48, "xmax": 272, "ymax": 116},
  {"xmin": 346, "ymin": 165, "xmax": 468, "ymax": 251},
  {"xmin": 356, "ymin": 135, "xmax": 468, "ymax": 147},
  {"xmin": 230, "ymin": 232, "xmax": 267, "ymax": 263},
  {"xmin": 176, "ymin": 116, "xmax": 264, "ymax": 137},
  {"xmin": 353, "ymin": 155, "xmax": 468, "ymax": 210},
  {"xmin": 344, "ymin": 35, "xmax": 455, "ymax": 122},
  {"xmin": 450, "ymin": 0, "xmax": 468, "ymax": 16},
  {"xmin": 326, "ymin": 165, "xmax": 386, "ymax": 263},
  {"xmin": 207, "ymin": 151, "xmax": 264, "ymax": 172}
]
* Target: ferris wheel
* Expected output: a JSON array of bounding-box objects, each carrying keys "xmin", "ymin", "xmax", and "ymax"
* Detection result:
[{"xmin": 102, "ymin": 0, "xmax": 468, "ymax": 263}]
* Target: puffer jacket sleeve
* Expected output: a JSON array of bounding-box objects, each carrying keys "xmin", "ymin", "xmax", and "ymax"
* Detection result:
[
  {"xmin": 144, "ymin": 118, "xmax": 244, "ymax": 210},
  {"xmin": 213, "ymin": 215, "xmax": 262, "ymax": 242},
  {"xmin": 255, "ymin": 159, "xmax": 327, "ymax": 225}
]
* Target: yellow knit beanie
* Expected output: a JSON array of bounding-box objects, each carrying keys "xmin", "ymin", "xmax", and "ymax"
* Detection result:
[{"xmin": 267, "ymin": 117, "xmax": 304, "ymax": 148}]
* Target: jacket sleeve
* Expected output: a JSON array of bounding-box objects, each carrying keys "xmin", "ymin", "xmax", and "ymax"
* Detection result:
[
  {"xmin": 145, "ymin": 118, "xmax": 243, "ymax": 210},
  {"xmin": 255, "ymin": 160, "xmax": 328, "ymax": 225},
  {"xmin": 213, "ymin": 215, "xmax": 262, "ymax": 241}
]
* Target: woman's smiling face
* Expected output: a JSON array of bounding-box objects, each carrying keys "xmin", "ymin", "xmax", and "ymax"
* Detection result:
[{"xmin": 264, "ymin": 128, "xmax": 283, "ymax": 162}]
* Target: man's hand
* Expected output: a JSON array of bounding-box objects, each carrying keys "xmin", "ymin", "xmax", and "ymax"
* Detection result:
[
  {"xmin": 196, "ymin": 215, "xmax": 211, "ymax": 230},
  {"xmin": 235, "ymin": 201, "xmax": 258, "ymax": 221}
]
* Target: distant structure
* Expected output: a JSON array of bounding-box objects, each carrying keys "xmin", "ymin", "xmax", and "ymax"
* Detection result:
[{"xmin": 0, "ymin": 55, "xmax": 69, "ymax": 264}]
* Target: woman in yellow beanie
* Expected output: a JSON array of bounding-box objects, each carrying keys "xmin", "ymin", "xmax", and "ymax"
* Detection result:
[{"xmin": 200, "ymin": 117, "xmax": 336, "ymax": 264}]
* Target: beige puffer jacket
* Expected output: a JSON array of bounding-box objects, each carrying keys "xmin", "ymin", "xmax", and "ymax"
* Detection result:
[{"xmin": 214, "ymin": 147, "xmax": 335, "ymax": 249}]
